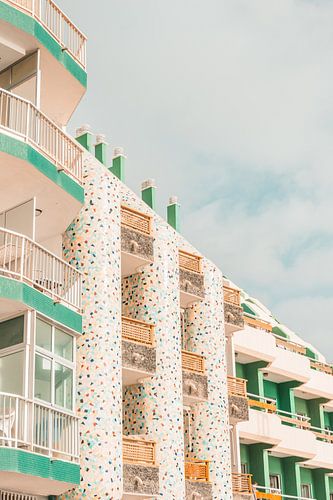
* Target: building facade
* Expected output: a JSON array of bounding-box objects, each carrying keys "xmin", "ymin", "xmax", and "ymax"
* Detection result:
[{"xmin": 0, "ymin": 1, "xmax": 332, "ymax": 500}]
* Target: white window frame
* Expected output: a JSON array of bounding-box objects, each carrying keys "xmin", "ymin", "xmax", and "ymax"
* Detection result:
[
  {"xmin": 301, "ymin": 484, "xmax": 312, "ymax": 499},
  {"xmin": 269, "ymin": 474, "xmax": 281, "ymax": 492}
]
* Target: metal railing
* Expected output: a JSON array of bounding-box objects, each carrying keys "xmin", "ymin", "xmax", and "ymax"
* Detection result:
[
  {"xmin": 185, "ymin": 459, "xmax": 210, "ymax": 482},
  {"xmin": 232, "ymin": 472, "xmax": 252, "ymax": 494},
  {"xmin": 3, "ymin": 0, "xmax": 87, "ymax": 68},
  {"xmin": 247, "ymin": 393, "xmax": 277, "ymax": 413},
  {"xmin": 0, "ymin": 88, "xmax": 83, "ymax": 184},
  {"xmin": 121, "ymin": 205, "xmax": 152, "ymax": 236},
  {"xmin": 223, "ymin": 285, "xmax": 241, "ymax": 306},
  {"xmin": 122, "ymin": 316, "xmax": 155, "ymax": 347},
  {"xmin": 227, "ymin": 375, "xmax": 247, "ymax": 398},
  {"xmin": 182, "ymin": 350, "xmax": 205, "ymax": 374},
  {"xmin": 0, "ymin": 392, "xmax": 79, "ymax": 462},
  {"xmin": 122, "ymin": 436, "xmax": 156, "ymax": 466},
  {"xmin": 255, "ymin": 486, "xmax": 316, "ymax": 500},
  {"xmin": 276, "ymin": 409, "xmax": 311, "ymax": 430},
  {"xmin": 274, "ymin": 336, "xmax": 306, "ymax": 356},
  {"xmin": 244, "ymin": 314, "xmax": 272, "ymax": 332},
  {"xmin": 0, "ymin": 492, "xmax": 38, "ymax": 500},
  {"xmin": 0, "ymin": 226, "xmax": 82, "ymax": 311},
  {"xmin": 310, "ymin": 425, "xmax": 333, "ymax": 443},
  {"xmin": 179, "ymin": 249, "xmax": 202, "ymax": 274}
]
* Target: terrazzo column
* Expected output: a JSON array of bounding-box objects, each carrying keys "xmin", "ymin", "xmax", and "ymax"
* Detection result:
[
  {"xmin": 184, "ymin": 261, "xmax": 233, "ymax": 500},
  {"xmin": 122, "ymin": 213, "xmax": 186, "ymax": 499},
  {"xmin": 62, "ymin": 155, "xmax": 123, "ymax": 499}
]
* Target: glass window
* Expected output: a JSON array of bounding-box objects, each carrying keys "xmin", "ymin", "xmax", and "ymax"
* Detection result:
[
  {"xmin": 55, "ymin": 363, "xmax": 73, "ymax": 410},
  {"xmin": 301, "ymin": 484, "xmax": 312, "ymax": 498},
  {"xmin": 36, "ymin": 319, "xmax": 52, "ymax": 351},
  {"xmin": 0, "ymin": 316, "xmax": 24, "ymax": 351},
  {"xmin": 55, "ymin": 329, "xmax": 73, "ymax": 361},
  {"xmin": 269, "ymin": 475, "xmax": 281, "ymax": 491},
  {"xmin": 241, "ymin": 463, "xmax": 248, "ymax": 474},
  {"xmin": 0, "ymin": 351, "xmax": 24, "ymax": 395},
  {"xmin": 34, "ymin": 354, "xmax": 51, "ymax": 403}
]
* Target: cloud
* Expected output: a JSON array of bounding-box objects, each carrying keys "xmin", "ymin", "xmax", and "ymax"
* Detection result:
[{"xmin": 58, "ymin": 0, "xmax": 333, "ymax": 357}]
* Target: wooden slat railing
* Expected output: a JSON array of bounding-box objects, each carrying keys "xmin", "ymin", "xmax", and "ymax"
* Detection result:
[
  {"xmin": 121, "ymin": 205, "xmax": 152, "ymax": 236},
  {"xmin": 247, "ymin": 393, "xmax": 277, "ymax": 413},
  {"xmin": 274, "ymin": 336, "xmax": 306, "ymax": 356},
  {"xmin": 244, "ymin": 315, "xmax": 272, "ymax": 332},
  {"xmin": 179, "ymin": 250, "xmax": 202, "ymax": 274},
  {"xmin": 277, "ymin": 410, "xmax": 311, "ymax": 430},
  {"xmin": 227, "ymin": 376, "xmax": 247, "ymax": 398},
  {"xmin": 232, "ymin": 473, "xmax": 252, "ymax": 494},
  {"xmin": 122, "ymin": 316, "xmax": 154, "ymax": 347},
  {"xmin": 223, "ymin": 285, "xmax": 241, "ymax": 306},
  {"xmin": 185, "ymin": 459, "xmax": 210, "ymax": 482},
  {"xmin": 3, "ymin": 0, "xmax": 87, "ymax": 68},
  {"xmin": 182, "ymin": 350, "xmax": 205, "ymax": 374},
  {"xmin": 310, "ymin": 359, "xmax": 333, "ymax": 375},
  {"xmin": 123, "ymin": 436, "xmax": 156, "ymax": 466},
  {"xmin": 310, "ymin": 425, "xmax": 333, "ymax": 443},
  {"xmin": 256, "ymin": 492, "xmax": 282, "ymax": 500}
]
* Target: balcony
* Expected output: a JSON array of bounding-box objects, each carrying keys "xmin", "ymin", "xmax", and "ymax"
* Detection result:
[
  {"xmin": 123, "ymin": 436, "xmax": 159, "ymax": 499},
  {"xmin": 0, "ymin": 226, "xmax": 82, "ymax": 312},
  {"xmin": 182, "ymin": 350, "xmax": 208, "ymax": 404},
  {"xmin": 185, "ymin": 459, "xmax": 212, "ymax": 500},
  {"xmin": 232, "ymin": 472, "xmax": 252, "ymax": 495},
  {"xmin": 0, "ymin": 392, "xmax": 79, "ymax": 496},
  {"xmin": 275, "ymin": 336, "xmax": 306, "ymax": 356},
  {"xmin": 122, "ymin": 316, "xmax": 156, "ymax": 386},
  {"xmin": 179, "ymin": 250, "xmax": 204, "ymax": 307},
  {"xmin": 310, "ymin": 359, "xmax": 333, "ymax": 375},
  {"xmin": 121, "ymin": 206, "xmax": 154, "ymax": 277},
  {"xmin": 227, "ymin": 376, "xmax": 249, "ymax": 423},
  {"xmin": 244, "ymin": 314, "xmax": 272, "ymax": 333},
  {"xmin": 255, "ymin": 488, "xmax": 282, "ymax": 499},
  {"xmin": 223, "ymin": 284, "xmax": 244, "ymax": 335}
]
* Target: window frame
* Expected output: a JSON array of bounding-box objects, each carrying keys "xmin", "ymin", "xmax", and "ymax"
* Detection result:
[
  {"xmin": 301, "ymin": 483, "xmax": 312, "ymax": 499},
  {"xmin": 269, "ymin": 474, "xmax": 281, "ymax": 492}
]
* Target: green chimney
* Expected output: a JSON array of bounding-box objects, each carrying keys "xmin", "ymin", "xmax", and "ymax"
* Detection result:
[
  {"xmin": 167, "ymin": 196, "xmax": 180, "ymax": 232},
  {"xmin": 110, "ymin": 147, "xmax": 126, "ymax": 182},
  {"xmin": 141, "ymin": 179, "xmax": 156, "ymax": 210},
  {"xmin": 95, "ymin": 134, "xmax": 108, "ymax": 165},
  {"xmin": 75, "ymin": 124, "xmax": 93, "ymax": 153}
]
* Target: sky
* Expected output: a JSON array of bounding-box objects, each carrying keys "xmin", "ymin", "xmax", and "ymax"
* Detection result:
[{"xmin": 57, "ymin": 0, "xmax": 333, "ymax": 358}]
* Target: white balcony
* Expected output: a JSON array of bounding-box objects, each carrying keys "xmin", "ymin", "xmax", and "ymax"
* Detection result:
[
  {"xmin": 0, "ymin": 226, "xmax": 82, "ymax": 312},
  {"xmin": 234, "ymin": 324, "xmax": 276, "ymax": 363}
]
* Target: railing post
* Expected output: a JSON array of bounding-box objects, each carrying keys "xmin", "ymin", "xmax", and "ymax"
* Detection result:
[
  {"xmin": 25, "ymin": 102, "xmax": 30, "ymax": 143},
  {"xmin": 14, "ymin": 396, "xmax": 19, "ymax": 449},
  {"xmin": 48, "ymin": 408, "xmax": 53, "ymax": 458},
  {"xmin": 20, "ymin": 238, "xmax": 25, "ymax": 282}
]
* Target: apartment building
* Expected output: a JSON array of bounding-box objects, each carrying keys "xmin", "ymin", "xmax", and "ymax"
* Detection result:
[{"xmin": 0, "ymin": 1, "xmax": 332, "ymax": 500}]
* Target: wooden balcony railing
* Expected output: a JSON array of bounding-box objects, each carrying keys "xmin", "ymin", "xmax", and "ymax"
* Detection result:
[
  {"xmin": 182, "ymin": 350, "xmax": 205, "ymax": 374},
  {"xmin": 123, "ymin": 436, "xmax": 156, "ymax": 466},
  {"xmin": 227, "ymin": 376, "xmax": 247, "ymax": 398},
  {"xmin": 311, "ymin": 425, "xmax": 333, "ymax": 443},
  {"xmin": 3, "ymin": 0, "xmax": 87, "ymax": 68},
  {"xmin": 277, "ymin": 409, "xmax": 311, "ymax": 430},
  {"xmin": 244, "ymin": 315, "xmax": 272, "ymax": 332},
  {"xmin": 275, "ymin": 336, "xmax": 306, "ymax": 356},
  {"xmin": 256, "ymin": 492, "xmax": 282, "ymax": 500},
  {"xmin": 223, "ymin": 285, "xmax": 241, "ymax": 306},
  {"xmin": 179, "ymin": 250, "xmax": 202, "ymax": 274},
  {"xmin": 232, "ymin": 473, "xmax": 252, "ymax": 494},
  {"xmin": 121, "ymin": 205, "xmax": 152, "ymax": 236},
  {"xmin": 247, "ymin": 393, "xmax": 277, "ymax": 413},
  {"xmin": 185, "ymin": 459, "xmax": 210, "ymax": 482},
  {"xmin": 310, "ymin": 359, "xmax": 333, "ymax": 375},
  {"xmin": 122, "ymin": 316, "xmax": 155, "ymax": 347}
]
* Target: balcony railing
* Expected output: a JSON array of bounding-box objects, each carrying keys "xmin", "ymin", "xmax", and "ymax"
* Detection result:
[
  {"xmin": 276, "ymin": 409, "xmax": 311, "ymax": 430},
  {"xmin": 123, "ymin": 436, "xmax": 156, "ymax": 466},
  {"xmin": 121, "ymin": 205, "xmax": 152, "ymax": 236},
  {"xmin": 3, "ymin": 0, "xmax": 87, "ymax": 68},
  {"xmin": 185, "ymin": 459, "xmax": 210, "ymax": 482},
  {"xmin": 310, "ymin": 425, "xmax": 333, "ymax": 443},
  {"xmin": 227, "ymin": 375, "xmax": 247, "ymax": 398},
  {"xmin": 179, "ymin": 250, "xmax": 202, "ymax": 274},
  {"xmin": 232, "ymin": 472, "xmax": 252, "ymax": 494},
  {"xmin": 182, "ymin": 350, "xmax": 205, "ymax": 374},
  {"xmin": 223, "ymin": 285, "xmax": 241, "ymax": 306},
  {"xmin": 310, "ymin": 359, "xmax": 333, "ymax": 375},
  {"xmin": 247, "ymin": 393, "xmax": 277, "ymax": 413},
  {"xmin": 274, "ymin": 336, "xmax": 306, "ymax": 356},
  {"xmin": 122, "ymin": 316, "xmax": 155, "ymax": 346},
  {"xmin": 256, "ymin": 488, "xmax": 316, "ymax": 500},
  {"xmin": 0, "ymin": 491, "xmax": 37, "ymax": 500},
  {"xmin": 0, "ymin": 89, "xmax": 83, "ymax": 184},
  {"xmin": 0, "ymin": 392, "xmax": 79, "ymax": 462},
  {"xmin": 0, "ymin": 227, "xmax": 82, "ymax": 311},
  {"xmin": 244, "ymin": 314, "xmax": 272, "ymax": 332}
]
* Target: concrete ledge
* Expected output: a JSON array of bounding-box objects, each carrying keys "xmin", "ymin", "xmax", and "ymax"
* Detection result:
[
  {"xmin": 179, "ymin": 268, "xmax": 204, "ymax": 299},
  {"xmin": 224, "ymin": 302, "xmax": 244, "ymax": 331},
  {"xmin": 228, "ymin": 395, "xmax": 249, "ymax": 423},
  {"xmin": 121, "ymin": 226, "xmax": 154, "ymax": 262},
  {"xmin": 122, "ymin": 340, "xmax": 156, "ymax": 374},
  {"xmin": 185, "ymin": 480, "xmax": 212, "ymax": 500},
  {"xmin": 123, "ymin": 463, "xmax": 159, "ymax": 496}
]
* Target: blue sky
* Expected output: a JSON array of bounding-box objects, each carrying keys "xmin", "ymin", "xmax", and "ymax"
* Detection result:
[{"xmin": 58, "ymin": 0, "xmax": 333, "ymax": 358}]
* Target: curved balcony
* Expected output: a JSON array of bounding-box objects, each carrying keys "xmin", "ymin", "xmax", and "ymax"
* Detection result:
[
  {"xmin": 123, "ymin": 436, "xmax": 159, "ymax": 499},
  {"xmin": 0, "ymin": 226, "xmax": 82, "ymax": 312},
  {"xmin": 179, "ymin": 250, "xmax": 204, "ymax": 307},
  {"xmin": 2, "ymin": 0, "xmax": 86, "ymax": 69}
]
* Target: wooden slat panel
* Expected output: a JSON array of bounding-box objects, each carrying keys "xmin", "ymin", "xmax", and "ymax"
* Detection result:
[
  {"xmin": 275, "ymin": 337, "xmax": 306, "ymax": 355},
  {"xmin": 227, "ymin": 376, "xmax": 247, "ymax": 398},
  {"xmin": 248, "ymin": 399, "xmax": 277, "ymax": 413},
  {"xmin": 121, "ymin": 205, "xmax": 152, "ymax": 235},
  {"xmin": 256, "ymin": 493, "xmax": 282, "ymax": 500},
  {"xmin": 179, "ymin": 250, "xmax": 202, "ymax": 273},
  {"xmin": 279, "ymin": 415, "xmax": 310, "ymax": 430},
  {"xmin": 122, "ymin": 316, "xmax": 154, "ymax": 346},
  {"xmin": 244, "ymin": 316, "xmax": 272, "ymax": 332},
  {"xmin": 310, "ymin": 359, "xmax": 333, "ymax": 375},
  {"xmin": 182, "ymin": 350, "xmax": 205, "ymax": 374},
  {"xmin": 185, "ymin": 460, "xmax": 210, "ymax": 482},
  {"xmin": 123, "ymin": 436, "xmax": 156, "ymax": 466},
  {"xmin": 223, "ymin": 285, "xmax": 241, "ymax": 306},
  {"xmin": 232, "ymin": 473, "xmax": 252, "ymax": 494}
]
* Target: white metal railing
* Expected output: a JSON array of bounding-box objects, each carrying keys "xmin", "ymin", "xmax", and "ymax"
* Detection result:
[
  {"xmin": 0, "ymin": 491, "xmax": 37, "ymax": 500},
  {"xmin": 310, "ymin": 425, "xmax": 333, "ymax": 443},
  {"xmin": 0, "ymin": 392, "xmax": 79, "ymax": 462},
  {"xmin": 0, "ymin": 88, "xmax": 83, "ymax": 184},
  {"xmin": 3, "ymin": 0, "xmax": 87, "ymax": 69},
  {"xmin": 255, "ymin": 486, "xmax": 316, "ymax": 499},
  {"xmin": 0, "ymin": 226, "xmax": 82, "ymax": 312},
  {"xmin": 276, "ymin": 409, "xmax": 311, "ymax": 430}
]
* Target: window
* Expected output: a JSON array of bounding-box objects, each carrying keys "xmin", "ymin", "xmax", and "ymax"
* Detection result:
[
  {"xmin": 0, "ymin": 316, "xmax": 24, "ymax": 350},
  {"xmin": 34, "ymin": 318, "xmax": 75, "ymax": 411},
  {"xmin": 0, "ymin": 315, "xmax": 25, "ymax": 396},
  {"xmin": 301, "ymin": 484, "xmax": 312, "ymax": 498},
  {"xmin": 241, "ymin": 463, "xmax": 248, "ymax": 474},
  {"xmin": 269, "ymin": 475, "xmax": 281, "ymax": 491}
]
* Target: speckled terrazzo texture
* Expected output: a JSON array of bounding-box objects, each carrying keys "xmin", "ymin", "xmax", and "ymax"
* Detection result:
[
  {"xmin": 61, "ymin": 154, "xmax": 123, "ymax": 499},
  {"xmin": 224, "ymin": 302, "xmax": 244, "ymax": 330},
  {"xmin": 122, "ymin": 339, "xmax": 156, "ymax": 374},
  {"xmin": 123, "ymin": 464, "xmax": 159, "ymax": 495},
  {"xmin": 121, "ymin": 225, "xmax": 154, "ymax": 260},
  {"xmin": 179, "ymin": 267, "xmax": 205, "ymax": 299},
  {"xmin": 228, "ymin": 395, "xmax": 249, "ymax": 423},
  {"xmin": 185, "ymin": 480, "xmax": 213, "ymax": 500}
]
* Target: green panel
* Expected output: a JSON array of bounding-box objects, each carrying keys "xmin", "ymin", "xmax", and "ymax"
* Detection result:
[
  {"xmin": 142, "ymin": 187, "xmax": 156, "ymax": 210},
  {"xmin": 278, "ymin": 381, "xmax": 301, "ymax": 414},
  {"xmin": 268, "ymin": 455, "xmax": 285, "ymax": 494},
  {"xmin": 167, "ymin": 203, "xmax": 180, "ymax": 232},
  {"xmin": 76, "ymin": 132, "xmax": 93, "ymax": 154},
  {"xmin": 240, "ymin": 444, "xmax": 250, "ymax": 467},
  {"xmin": 294, "ymin": 397, "xmax": 309, "ymax": 417},
  {"xmin": 305, "ymin": 347, "xmax": 318, "ymax": 360},
  {"xmin": 283, "ymin": 458, "xmax": 301, "ymax": 497},
  {"xmin": 324, "ymin": 411, "xmax": 333, "ymax": 431},
  {"xmin": 248, "ymin": 444, "xmax": 270, "ymax": 487},
  {"xmin": 0, "ymin": 448, "xmax": 79, "ymax": 485},
  {"xmin": 307, "ymin": 398, "xmax": 327, "ymax": 428},
  {"xmin": 0, "ymin": 276, "xmax": 82, "ymax": 333},
  {"xmin": 272, "ymin": 325, "xmax": 289, "ymax": 339},
  {"xmin": 110, "ymin": 156, "xmax": 125, "ymax": 182},
  {"xmin": 244, "ymin": 361, "xmax": 267, "ymax": 397},
  {"xmin": 264, "ymin": 380, "xmax": 280, "ymax": 407},
  {"xmin": 0, "ymin": 1, "xmax": 87, "ymax": 87},
  {"xmin": 94, "ymin": 142, "xmax": 107, "ymax": 165},
  {"xmin": 0, "ymin": 134, "xmax": 84, "ymax": 204},
  {"xmin": 236, "ymin": 362, "xmax": 245, "ymax": 379},
  {"xmin": 329, "ymin": 476, "xmax": 333, "ymax": 493},
  {"xmin": 242, "ymin": 304, "xmax": 257, "ymax": 315},
  {"xmin": 313, "ymin": 469, "xmax": 331, "ymax": 500}
]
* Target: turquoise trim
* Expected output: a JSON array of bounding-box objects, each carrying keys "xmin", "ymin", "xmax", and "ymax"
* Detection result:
[
  {"xmin": 0, "ymin": 276, "xmax": 82, "ymax": 333},
  {"xmin": 0, "ymin": 1, "xmax": 87, "ymax": 87},
  {"xmin": 0, "ymin": 448, "xmax": 80, "ymax": 485},
  {"xmin": 0, "ymin": 133, "xmax": 84, "ymax": 204}
]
